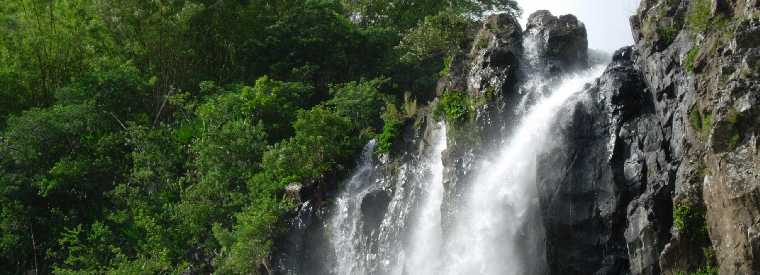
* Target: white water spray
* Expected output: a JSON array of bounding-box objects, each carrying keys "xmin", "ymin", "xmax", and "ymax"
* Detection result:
[
  {"xmin": 329, "ymin": 140, "xmax": 377, "ymax": 275},
  {"xmin": 442, "ymin": 65, "xmax": 605, "ymax": 275},
  {"xmin": 328, "ymin": 123, "xmax": 449, "ymax": 275},
  {"xmin": 404, "ymin": 122, "xmax": 447, "ymax": 275}
]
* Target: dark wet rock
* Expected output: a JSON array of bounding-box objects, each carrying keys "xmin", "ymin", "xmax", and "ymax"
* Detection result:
[
  {"xmin": 736, "ymin": 18, "xmax": 760, "ymax": 49},
  {"xmin": 538, "ymin": 46, "xmax": 668, "ymax": 275},
  {"xmin": 361, "ymin": 190, "xmax": 392, "ymax": 233},
  {"xmin": 466, "ymin": 13, "xmax": 523, "ymax": 97},
  {"xmin": 626, "ymin": 0, "xmax": 760, "ymax": 274},
  {"xmin": 525, "ymin": 10, "xmax": 589, "ymax": 74}
]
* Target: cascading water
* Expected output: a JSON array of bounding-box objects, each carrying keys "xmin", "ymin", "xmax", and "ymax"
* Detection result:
[
  {"xmin": 401, "ymin": 122, "xmax": 447, "ymax": 275},
  {"xmin": 442, "ymin": 65, "xmax": 605, "ymax": 275},
  {"xmin": 329, "ymin": 140, "xmax": 377, "ymax": 275},
  {"xmin": 327, "ymin": 123, "xmax": 448, "ymax": 275},
  {"xmin": 312, "ymin": 10, "xmax": 613, "ymax": 275},
  {"xmin": 266, "ymin": 8, "xmax": 647, "ymax": 275},
  {"xmin": 322, "ymin": 65, "xmax": 603, "ymax": 275}
]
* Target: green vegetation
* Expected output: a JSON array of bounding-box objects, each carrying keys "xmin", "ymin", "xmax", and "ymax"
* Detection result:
[
  {"xmin": 689, "ymin": 105, "xmax": 713, "ymax": 137},
  {"xmin": 434, "ymin": 90, "xmax": 474, "ymax": 123},
  {"xmin": 674, "ymin": 248, "xmax": 718, "ymax": 275},
  {"xmin": 672, "ymin": 200, "xmax": 716, "ymax": 274},
  {"xmin": 686, "ymin": 0, "xmax": 734, "ymax": 40},
  {"xmin": 673, "ymin": 201, "xmax": 709, "ymax": 242},
  {"xmin": 440, "ymin": 55, "xmax": 455, "ymax": 78},
  {"xmin": 0, "ymin": 0, "xmax": 520, "ymax": 273},
  {"xmin": 398, "ymin": 10, "xmax": 474, "ymax": 64},
  {"xmin": 640, "ymin": 0, "xmax": 683, "ymax": 48},
  {"xmin": 687, "ymin": 0, "xmax": 713, "ymax": 33},
  {"xmin": 476, "ymin": 36, "xmax": 492, "ymax": 50},
  {"xmin": 689, "ymin": 106, "xmax": 703, "ymax": 130},
  {"xmin": 377, "ymin": 103, "xmax": 405, "ymax": 154},
  {"xmin": 725, "ymin": 108, "xmax": 743, "ymax": 150},
  {"xmin": 702, "ymin": 113, "xmax": 714, "ymax": 135},
  {"xmin": 685, "ymin": 47, "xmax": 700, "ymax": 72},
  {"xmin": 658, "ymin": 25, "xmax": 680, "ymax": 45}
]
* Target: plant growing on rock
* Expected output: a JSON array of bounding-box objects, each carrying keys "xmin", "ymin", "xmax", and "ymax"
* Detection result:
[
  {"xmin": 687, "ymin": 0, "xmax": 712, "ymax": 33},
  {"xmin": 673, "ymin": 201, "xmax": 709, "ymax": 242},
  {"xmin": 377, "ymin": 103, "xmax": 404, "ymax": 154},
  {"xmin": 684, "ymin": 47, "xmax": 700, "ymax": 72},
  {"xmin": 434, "ymin": 90, "xmax": 473, "ymax": 123}
]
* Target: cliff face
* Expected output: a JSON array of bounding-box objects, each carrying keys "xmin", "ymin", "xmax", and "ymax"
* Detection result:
[
  {"xmin": 632, "ymin": 0, "xmax": 760, "ymax": 273},
  {"xmin": 539, "ymin": 0, "xmax": 760, "ymax": 274},
  {"xmin": 441, "ymin": 2, "xmax": 759, "ymax": 273}
]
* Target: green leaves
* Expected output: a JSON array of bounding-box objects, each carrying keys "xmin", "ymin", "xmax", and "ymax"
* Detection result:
[
  {"xmin": 398, "ymin": 10, "xmax": 473, "ymax": 64},
  {"xmin": 434, "ymin": 90, "xmax": 473, "ymax": 123},
  {"xmin": 376, "ymin": 103, "xmax": 404, "ymax": 154},
  {"xmin": 326, "ymin": 78, "xmax": 388, "ymax": 130}
]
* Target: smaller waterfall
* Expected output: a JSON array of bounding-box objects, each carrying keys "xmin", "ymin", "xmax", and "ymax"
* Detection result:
[
  {"xmin": 328, "ymin": 122, "xmax": 449, "ymax": 275},
  {"xmin": 329, "ymin": 140, "xmax": 377, "ymax": 275}
]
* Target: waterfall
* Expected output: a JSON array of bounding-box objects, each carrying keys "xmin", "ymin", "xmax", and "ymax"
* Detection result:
[
  {"xmin": 328, "ymin": 123, "xmax": 448, "ymax": 275},
  {"xmin": 323, "ymin": 66, "xmax": 605, "ymax": 275},
  {"xmin": 442, "ymin": 65, "xmax": 606, "ymax": 275},
  {"xmin": 329, "ymin": 140, "xmax": 377, "ymax": 275}
]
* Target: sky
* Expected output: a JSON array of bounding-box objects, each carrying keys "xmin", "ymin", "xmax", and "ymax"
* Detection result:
[{"xmin": 514, "ymin": 0, "xmax": 642, "ymax": 52}]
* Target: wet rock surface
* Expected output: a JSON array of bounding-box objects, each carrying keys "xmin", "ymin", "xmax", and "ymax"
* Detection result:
[
  {"xmin": 525, "ymin": 10, "xmax": 589, "ymax": 74},
  {"xmin": 537, "ymin": 47, "xmax": 661, "ymax": 275}
]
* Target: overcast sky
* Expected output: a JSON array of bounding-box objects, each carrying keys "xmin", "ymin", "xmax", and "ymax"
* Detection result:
[{"xmin": 514, "ymin": 0, "xmax": 641, "ymax": 52}]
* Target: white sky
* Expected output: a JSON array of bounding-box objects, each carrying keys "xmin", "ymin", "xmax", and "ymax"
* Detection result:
[{"xmin": 515, "ymin": 0, "xmax": 641, "ymax": 52}]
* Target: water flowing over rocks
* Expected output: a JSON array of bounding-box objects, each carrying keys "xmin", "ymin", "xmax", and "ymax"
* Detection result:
[{"xmin": 273, "ymin": 3, "xmax": 760, "ymax": 274}]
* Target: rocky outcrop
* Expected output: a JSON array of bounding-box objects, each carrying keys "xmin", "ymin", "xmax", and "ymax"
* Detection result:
[
  {"xmin": 537, "ymin": 47, "xmax": 661, "ymax": 275},
  {"xmin": 538, "ymin": 0, "xmax": 760, "ymax": 274},
  {"xmin": 438, "ymin": 13, "xmax": 526, "ymax": 233},
  {"xmin": 629, "ymin": 0, "xmax": 760, "ymax": 274},
  {"xmin": 437, "ymin": 10, "xmax": 593, "ymax": 239},
  {"xmin": 525, "ymin": 10, "xmax": 589, "ymax": 74}
]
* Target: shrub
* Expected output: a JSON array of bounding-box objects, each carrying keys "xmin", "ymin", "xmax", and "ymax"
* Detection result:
[
  {"xmin": 326, "ymin": 78, "xmax": 387, "ymax": 131},
  {"xmin": 702, "ymin": 112, "xmax": 714, "ymax": 136},
  {"xmin": 673, "ymin": 201, "xmax": 709, "ymax": 242},
  {"xmin": 398, "ymin": 10, "xmax": 472, "ymax": 64},
  {"xmin": 687, "ymin": 0, "xmax": 712, "ymax": 33},
  {"xmin": 689, "ymin": 104, "xmax": 713, "ymax": 137},
  {"xmin": 689, "ymin": 106, "xmax": 703, "ymax": 130},
  {"xmin": 376, "ymin": 103, "xmax": 404, "ymax": 154},
  {"xmin": 657, "ymin": 25, "xmax": 679, "ymax": 45},
  {"xmin": 434, "ymin": 90, "xmax": 472, "ymax": 122},
  {"xmin": 725, "ymin": 108, "xmax": 742, "ymax": 149},
  {"xmin": 685, "ymin": 47, "xmax": 700, "ymax": 72},
  {"xmin": 440, "ymin": 55, "xmax": 454, "ymax": 77}
]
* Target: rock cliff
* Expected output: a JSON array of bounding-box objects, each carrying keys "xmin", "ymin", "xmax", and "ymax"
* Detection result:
[{"xmin": 538, "ymin": 0, "xmax": 760, "ymax": 273}]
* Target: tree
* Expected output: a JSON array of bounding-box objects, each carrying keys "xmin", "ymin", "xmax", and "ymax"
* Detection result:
[
  {"xmin": 0, "ymin": 102, "xmax": 128, "ymax": 273},
  {"xmin": 0, "ymin": 0, "xmax": 115, "ymax": 117}
]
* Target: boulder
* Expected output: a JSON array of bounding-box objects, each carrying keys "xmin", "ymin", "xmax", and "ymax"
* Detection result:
[{"xmin": 524, "ymin": 10, "xmax": 589, "ymax": 74}]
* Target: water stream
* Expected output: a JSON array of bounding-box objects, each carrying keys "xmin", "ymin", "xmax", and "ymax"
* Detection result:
[{"xmin": 442, "ymin": 66, "xmax": 605, "ymax": 275}]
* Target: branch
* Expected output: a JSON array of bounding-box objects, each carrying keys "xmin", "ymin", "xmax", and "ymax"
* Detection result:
[
  {"xmin": 153, "ymin": 87, "xmax": 175, "ymax": 128},
  {"xmin": 107, "ymin": 111, "xmax": 128, "ymax": 131}
]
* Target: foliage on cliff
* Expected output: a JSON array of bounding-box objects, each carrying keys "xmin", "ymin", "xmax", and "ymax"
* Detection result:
[{"xmin": 0, "ymin": 0, "xmax": 519, "ymax": 273}]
